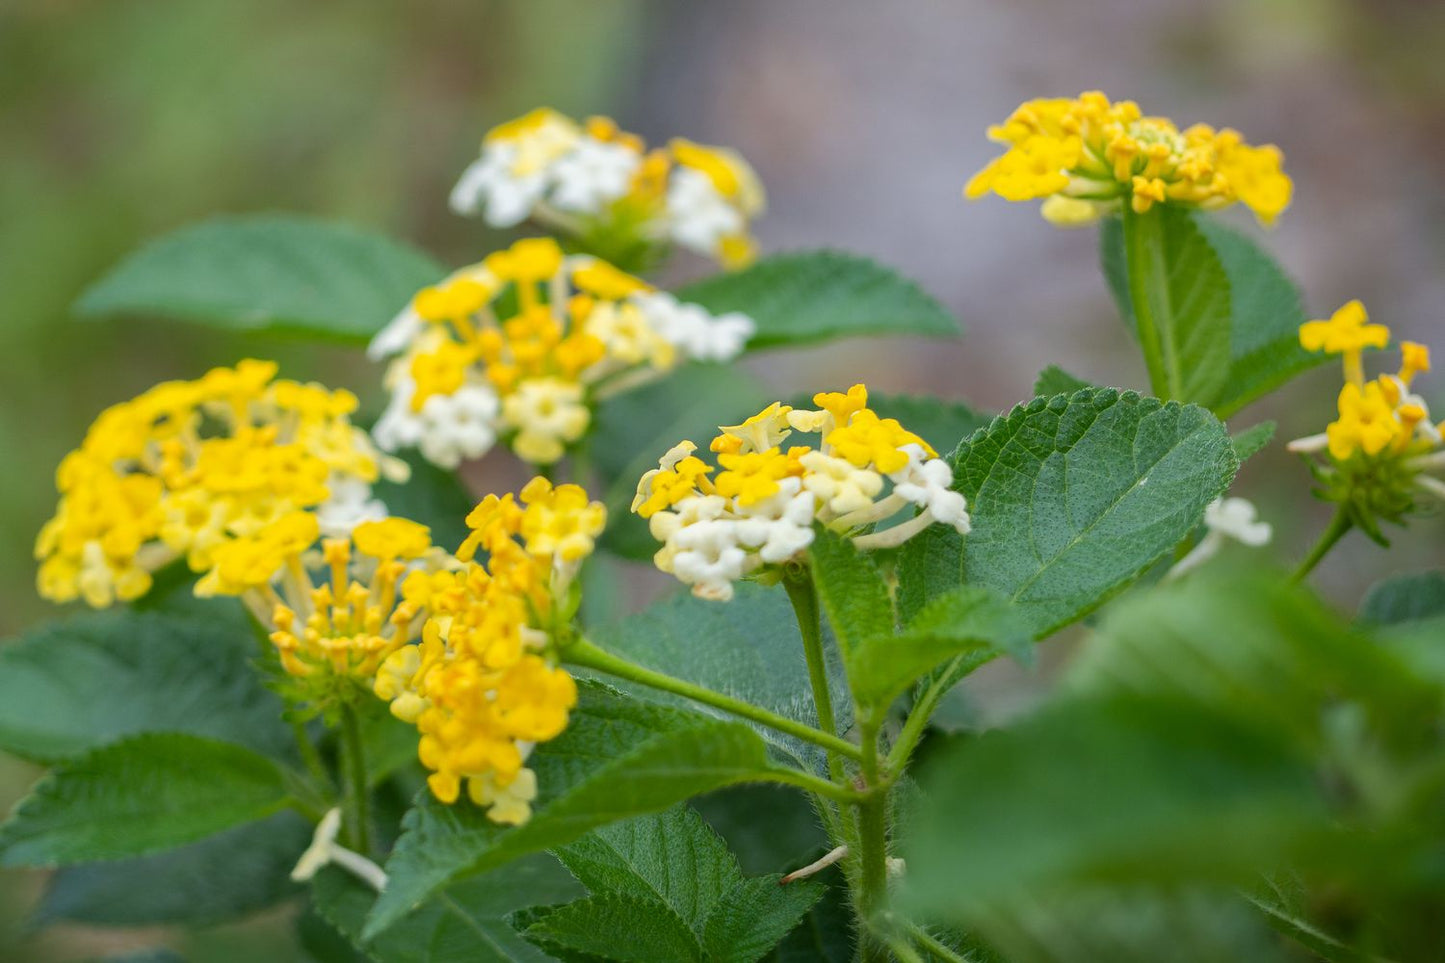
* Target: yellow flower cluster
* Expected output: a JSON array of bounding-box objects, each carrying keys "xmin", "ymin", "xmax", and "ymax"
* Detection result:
[
  {"xmin": 1293, "ymin": 301, "xmax": 1440, "ymax": 464},
  {"xmin": 633, "ymin": 385, "xmax": 972, "ymax": 601},
  {"xmin": 369, "ymin": 237, "xmax": 754, "ymax": 468},
  {"xmin": 450, "ymin": 107, "xmax": 766, "ymax": 268},
  {"xmin": 36, "ymin": 360, "xmax": 403, "ymax": 608},
  {"xmin": 966, "ymin": 91, "xmax": 1293, "ymax": 226},
  {"xmin": 373, "ymin": 478, "xmax": 606, "ymax": 825}
]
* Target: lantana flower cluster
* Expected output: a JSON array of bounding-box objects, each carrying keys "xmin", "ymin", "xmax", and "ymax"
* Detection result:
[
  {"xmin": 369, "ymin": 237, "xmax": 755, "ymax": 468},
  {"xmin": 966, "ymin": 90, "xmax": 1293, "ymax": 226},
  {"xmin": 35, "ymin": 360, "xmax": 403, "ymax": 609},
  {"xmin": 450, "ymin": 108, "xmax": 765, "ymax": 268},
  {"xmin": 632, "ymin": 385, "xmax": 971, "ymax": 601},
  {"xmin": 372, "ymin": 478, "xmax": 605, "ymax": 825},
  {"xmin": 1289, "ymin": 300, "xmax": 1443, "ymax": 524}
]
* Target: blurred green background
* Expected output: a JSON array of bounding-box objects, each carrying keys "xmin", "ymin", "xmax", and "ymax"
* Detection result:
[{"xmin": 1, "ymin": 0, "xmax": 1442, "ymax": 959}]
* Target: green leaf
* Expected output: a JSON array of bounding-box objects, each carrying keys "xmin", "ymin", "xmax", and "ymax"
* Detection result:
[
  {"xmin": 522, "ymin": 892, "xmax": 704, "ymax": 962},
  {"xmin": 366, "ymin": 683, "xmax": 774, "ymax": 940},
  {"xmin": 0, "ymin": 733, "xmax": 296, "ymax": 867},
  {"xmin": 693, "ymin": 784, "xmax": 827, "ymax": 877},
  {"xmin": 74, "ymin": 215, "xmax": 444, "ymax": 343},
  {"xmin": 921, "ymin": 389, "xmax": 1238, "ymax": 637},
  {"xmin": 674, "ymin": 250, "xmax": 958, "ymax": 349},
  {"xmin": 702, "ymin": 875, "xmax": 825, "ymax": 963},
  {"xmin": 1033, "ymin": 365, "xmax": 1095, "ymax": 399},
  {"xmin": 310, "ymin": 853, "xmax": 582, "ymax": 963},
  {"xmin": 808, "ymin": 527, "xmax": 893, "ymax": 664},
  {"xmin": 1359, "ymin": 571, "xmax": 1445, "ymax": 626},
  {"xmin": 0, "ymin": 609, "xmax": 293, "ymax": 764},
  {"xmin": 1102, "ymin": 212, "xmax": 1320, "ymax": 416},
  {"xmin": 33, "ymin": 811, "xmax": 308, "ymax": 927},
  {"xmin": 371, "ymin": 450, "xmax": 477, "ymax": 554},
  {"xmin": 849, "ymin": 585, "xmax": 1032, "ymax": 708},
  {"xmin": 588, "ymin": 582, "xmax": 851, "ymax": 772},
  {"xmin": 1230, "ymin": 421, "xmax": 1276, "ymax": 462},
  {"xmin": 895, "ymin": 523, "xmax": 966, "ymax": 626}
]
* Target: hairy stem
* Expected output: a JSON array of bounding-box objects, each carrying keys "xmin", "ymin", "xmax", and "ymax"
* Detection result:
[
  {"xmin": 856, "ymin": 718, "xmax": 891, "ymax": 963},
  {"xmin": 338, "ymin": 703, "xmax": 372, "ymax": 856},
  {"xmin": 1291, "ymin": 507, "xmax": 1352, "ymax": 583},
  {"xmin": 290, "ymin": 719, "xmax": 334, "ymax": 797},
  {"xmin": 783, "ymin": 573, "xmax": 845, "ymax": 783},
  {"xmin": 1120, "ymin": 205, "xmax": 1176, "ymax": 400},
  {"xmin": 565, "ymin": 638, "xmax": 863, "ymax": 761}
]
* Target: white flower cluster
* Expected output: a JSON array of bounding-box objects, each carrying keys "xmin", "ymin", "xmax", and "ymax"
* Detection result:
[
  {"xmin": 634, "ymin": 388, "xmax": 972, "ymax": 601},
  {"xmin": 448, "ymin": 108, "xmax": 765, "ymax": 267},
  {"xmin": 368, "ymin": 237, "xmax": 756, "ymax": 469}
]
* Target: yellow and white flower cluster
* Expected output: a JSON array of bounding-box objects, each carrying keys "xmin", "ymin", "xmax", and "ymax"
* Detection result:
[
  {"xmin": 1289, "ymin": 301, "xmax": 1444, "ymax": 506},
  {"xmin": 966, "ymin": 90, "xmax": 1292, "ymax": 226},
  {"xmin": 449, "ymin": 108, "xmax": 765, "ymax": 268},
  {"xmin": 632, "ymin": 385, "xmax": 971, "ymax": 601},
  {"xmin": 36, "ymin": 360, "xmax": 404, "ymax": 608},
  {"xmin": 369, "ymin": 237, "xmax": 755, "ymax": 468},
  {"xmin": 372, "ymin": 478, "xmax": 605, "ymax": 824}
]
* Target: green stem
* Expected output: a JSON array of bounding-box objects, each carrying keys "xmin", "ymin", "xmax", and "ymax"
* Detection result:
[
  {"xmin": 887, "ymin": 653, "xmax": 987, "ymax": 773},
  {"xmin": 783, "ymin": 573, "xmax": 845, "ymax": 784},
  {"xmin": 565, "ymin": 638, "xmax": 862, "ymax": 762},
  {"xmin": 856, "ymin": 719, "xmax": 891, "ymax": 963},
  {"xmin": 884, "ymin": 934, "xmax": 926, "ymax": 963},
  {"xmin": 902, "ymin": 919, "xmax": 972, "ymax": 963},
  {"xmin": 763, "ymin": 767, "xmax": 864, "ymax": 804},
  {"xmin": 1120, "ymin": 205, "xmax": 1176, "ymax": 399},
  {"xmin": 338, "ymin": 703, "xmax": 372, "ymax": 856},
  {"xmin": 1291, "ymin": 507, "xmax": 1352, "ymax": 583},
  {"xmin": 290, "ymin": 718, "xmax": 334, "ymax": 797}
]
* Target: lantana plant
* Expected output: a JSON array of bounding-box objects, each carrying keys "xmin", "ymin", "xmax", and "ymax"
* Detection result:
[{"xmin": 5, "ymin": 93, "xmax": 1445, "ymax": 963}]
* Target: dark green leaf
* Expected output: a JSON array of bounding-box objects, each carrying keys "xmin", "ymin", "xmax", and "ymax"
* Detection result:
[
  {"xmin": 1230, "ymin": 421, "xmax": 1276, "ymax": 462},
  {"xmin": 522, "ymin": 892, "xmax": 703, "ymax": 962},
  {"xmin": 74, "ymin": 215, "xmax": 444, "ymax": 343},
  {"xmin": 701, "ymin": 875, "xmax": 824, "ymax": 963},
  {"xmin": 1033, "ymin": 365, "xmax": 1095, "ymax": 399},
  {"xmin": 371, "ymin": 450, "xmax": 477, "ymax": 554},
  {"xmin": 1359, "ymin": 571, "xmax": 1445, "ymax": 626},
  {"xmin": 693, "ymin": 784, "xmax": 827, "ymax": 877},
  {"xmin": 808, "ymin": 528, "xmax": 893, "ymax": 664},
  {"xmin": 674, "ymin": 250, "xmax": 958, "ymax": 349},
  {"xmin": 0, "ymin": 609, "xmax": 293, "ymax": 765},
  {"xmin": 0, "ymin": 733, "xmax": 296, "ymax": 867},
  {"xmin": 771, "ymin": 877, "xmax": 855, "ymax": 963}
]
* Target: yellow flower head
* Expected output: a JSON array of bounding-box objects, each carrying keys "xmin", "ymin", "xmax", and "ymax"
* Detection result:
[
  {"xmin": 1300, "ymin": 300, "xmax": 1392, "ymax": 387},
  {"xmin": 518, "ymin": 477, "xmax": 608, "ymax": 563},
  {"xmin": 967, "ymin": 91, "xmax": 1292, "ymax": 226},
  {"xmin": 1327, "ymin": 380, "xmax": 1406, "ymax": 461}
]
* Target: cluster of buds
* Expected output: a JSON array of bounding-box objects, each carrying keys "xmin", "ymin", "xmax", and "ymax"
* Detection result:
[
  {"xmin": 966, "ymin": 90, "xmax": 1292, "ymax": 227},
  {"xmin": 632, "ymin": 385, "xmax": 971, "ymax": 601},
  {"xmin": 449, "ymin": 108, "xmax": 765, "ymax": 269},
  {"xmin": 35, "ymin": 360, "xmax": 404, "ymax": 609},
  {"xmin": 369, "ymin": 237, "xmax": 754, "ymax": 468},
  {"xmin": 1289, "ymin": 301, "xmax": 1443, "ymax": 538},
  {"xmin": 373, "ymin": 478, "xmax": 606, "ymax": 825}
]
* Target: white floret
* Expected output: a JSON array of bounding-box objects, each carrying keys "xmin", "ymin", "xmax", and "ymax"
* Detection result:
[
  {"xmin": 734, "ymin": 477, "xmax": 817, "ymax": 563},
  {"xmin": 549, "ymin": 137, "xmax": 641, "ymax": 214},
  {"xmin": 632, "ymin": 291, "xmax": 754, "ymax": 362},
  {"xmin": 666, "ymin": 167, "xmax": 745, "ymax": 256}
]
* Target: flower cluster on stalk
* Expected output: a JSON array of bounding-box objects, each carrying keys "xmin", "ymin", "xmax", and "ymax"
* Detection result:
[
  {"xmin": 1289, "ymin": 301, "xmax": 1443, "ymax": 537},
  {"xmin": 369, "ymin": 237, "xmax": 755, "ymax": 468},
  {"xmin": 35, "ymin": 360, "xmax": 403, "ymax": 608},
  {"xmin": 372, "ymin": 478, "xmax": 605, "ymax": 825},
  {"xmin": 966, "ymin": 90, "xmax": 1292, "ymax": 226},
  {"xmin": 632, "ymin": 385, "xmax": 971, "ymax": 601},
  {"xmin": 449, "ymin": 108, "xmax": 765, "ymax": 268}
]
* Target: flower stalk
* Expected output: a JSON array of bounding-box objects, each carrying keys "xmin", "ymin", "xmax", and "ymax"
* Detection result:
[
  {"xmin": 1120, "ymin": 205, "xmax": 1177, "ymax": 400},
  {"xmin": 1291, "ymin": 507, "xmax": 1353, "ymax": 583},
  {"xmin": 338, "ymin": 703, "xmax": 372, "ymax": 856}
]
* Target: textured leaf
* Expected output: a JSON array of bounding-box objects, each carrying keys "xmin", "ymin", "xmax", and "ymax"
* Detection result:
[
  {"xmin": 849, "ymin": 585, "xmax": 1032, "ymax": 708},
  {"xmin": 1230, "ymin": 421, "xmax": 1276, "ymax": 462},
  {"xmin": 674, "ymin": 249, "xmax": 958, "ymax": 349},
  {"xmin": 1359, "ymin": 571, "xmax": 1445, "ymax": 626},
  {"xmin": 1033, "ymin": 365, "xmax": 1095, "ymax": 399},
  {"xmin": 895, "ymin": 523, "xmax": 966, "ymax": 626},
  {"xmin": 366, "ymin": 683, "xmax": 774, "ymax": 939},
  {"xmin": 808, "ymin": 527, "xmax": 893, "ymax": 665},
  {"xmin": 310, "ymin": 853, "xmax": 582, "ymax": 963},
  {"xmin": 702, "ymin": 875, "xmax": 824, "ymax": 963},
  {"xmin": 0, "ymin": 733, "xmax": 296, "ymax": 866},
  {"xmin": 588, "ymin": 582, "xmax": 851, "ymax": 772},
  {"xmin": 0, "ymin": 609, "xmax": 293, "ymax": 765},
  {"xmin": 927, "ymin": 389, "xmax": 1238, "ymax": 637},
  {"xmin": 522, "ymin": 892, "xmax": 704, "ymax": 962},
  {"xmin": 74, "ymin": 215, "xmax": 444, "ymax": 343},
  {"xmin": 34, "ymin": 811, "xmax": 308, "ymax": 927}
]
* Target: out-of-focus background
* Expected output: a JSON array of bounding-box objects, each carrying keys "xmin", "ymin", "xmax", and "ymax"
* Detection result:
[{"xmin": 2, "ymin": 0, "xmax": 1442, "ymax": 958}]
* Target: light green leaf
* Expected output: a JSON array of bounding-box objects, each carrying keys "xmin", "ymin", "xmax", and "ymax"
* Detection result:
[
  {"xmin": 522, "ymin": 892, "xmax": 703, "ymax": 962},
  {"xmin": 926, "ymin": 389, "xmax": 1238, "ymax": 637},
  {"xmin": 849, "ymin": 585, "xmax": 1031, "ymax": 708},
  {"xmin": 310, "ymin": 853, "xmax": 582, "ymax": 963},
  {"xmin": 674, "ymin": 250, "xmax": 958, "ymax": 349},
  {"xmin": 34, "ymin": 811, "xmax": 308, "ymax": 927},
  {"xmin": 0, "ymin": 733, "xmax": 297, "ymax": 867},
  {"xmin": 1230, "ymin": 421, "xmax": 1276, "ymax": 462},
  {"xmin": 366, "ymin": 683, "xmax": 774, "ymax": 940},
  {"xmin": 74, "ymin": 215, "xmax": 444, "ymax": 343},
  {"xmin": 0, "ymin": 609, "xmax": 293, "ymax": 764},
  {"xmin": 1033, "ymin": 365, "xmax": 1095, "ymax": 399},
  {"xmin": 1358, "ymin": 571, "xmax": 1445, "ymax": 626},
  {"xmin": 701, "ymin": 875, "xmax": 824, "ymax": 963},
  {"xmin": 808, "ymin": 527, "xmax": 893, "ymax": 665}
]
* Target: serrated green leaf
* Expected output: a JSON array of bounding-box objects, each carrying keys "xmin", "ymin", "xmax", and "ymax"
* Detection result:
[
  {"xmin": 0, "ymin": 609, "xmax": 294, "ymax": 765},
  {"xmin": 34, "ymin": 811, "xmax": 308, "ymax": 927},
  {"xmin": 310, "ymin": 853, "xmax": 581, "ymax": 963},
  {"xmin": 0, "ymin": 733, "xmax": 296, "ymax": 867},
  {"xmin": 1230, "ymin": 421, "xmax": 1276, "ymax": 462},
  {"xmin": 930, "ymin": 389, "xmax": 1238, "ymax": 637},
  {"xmin": 701, "ymin": 875, "xmax": 824, "ymax": 963},
  {"xmin": 588, "ymin": 582, "xmax": 851, "ymax": 772},
  {"xmin": 1033, "ymin": 365, "xmax": 1095, "ymax": 399},
  {"xmin": 74, "ymin": 215, "xmax": 444, "ymax": 343},
  {"xmin": 808, "ymin": 527, "xmax": 893, "ymax": 664},
  {"xmin": 849, "ymin": 585, "xmax": 1031, "ymax": 708},
  {"xmin": 1358, "ymin": 571, "xmax": 1445, "ymax": 626},
  {"xmin": 674, "ymin": 250, "xmax": 958, "ymax": 349},
  {"xmin": 523, "ymin": 891, "xmax": 704, "ymax": 962},
  {"xmin": 771, "ymin": 877, "xmax": 855, "ymax": 963},
  {"xmin": 366, "ymin": 683, "xmax": 774, "ymax": 940}
]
